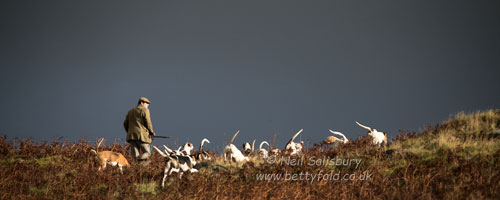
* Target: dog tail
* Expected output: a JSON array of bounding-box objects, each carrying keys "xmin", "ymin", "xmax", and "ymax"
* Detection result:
[
  {"xmin": 96, "ymin": 138, "xmax": 104, "ymax": 152},
  {"xmin": 259, "ymin": 141, "xmax": 270, "ymax": 151},
  {"xmin": 329, "ymin": 130, "xmax": 349, "ymax": 143},
  {"xmin": 228, "ymin": 130, "xmax": 240, "ymax": 145},
  {"xmin": 153, "ymin": 146, "xmax": 168, "ymax": 157},
  {"xmin": 251, "ymin": 139, "xmax": 256, "ymax": 153},
  {"xmin": 286, "ymin": 129, "xmax": 303, "ymax": 146},
  {"xmin": 200, "ymin": 138, "xmax": 210, "ymax": 152}
]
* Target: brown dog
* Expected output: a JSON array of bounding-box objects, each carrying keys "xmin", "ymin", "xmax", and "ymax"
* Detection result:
[{"xmin": 91, "ymin": 139, "xmax": 130, "ymax": 174}]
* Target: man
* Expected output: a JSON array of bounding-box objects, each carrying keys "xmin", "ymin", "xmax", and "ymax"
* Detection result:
[{"xmin": 124, "ymin": 97, "xmax": 156, "ymax": 161}]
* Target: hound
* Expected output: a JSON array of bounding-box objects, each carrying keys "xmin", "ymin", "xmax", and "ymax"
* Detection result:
[
  {"xmin": 270, "ymin": 148, "xmax": 282, "ymax": 155},
  {"xmin": 223, "ymin": 130, "xmax": 249, "ymax": 163},
  {"xmin": 242, "ymin": 139, "xmax": 256, "ymax": 156},
  {"xmin": 153, "ymin": 146, "xmax": 198, "ymax": 188},
  {"xmin": 195, "ymin": 138, "xmax": 211, "ymax": 161},
  {"xmin": 285, "ymin": 129, "xmax": 304, "ymax": 156},
  {"xmin": 90, "ymin": 138, "xmax": 130, "ymax": 174},
  {"xmin": 323, "ymin": 130, "xmax": 349, "ymax": 145},
  {"xmin": 356, "ymin": 121, "xmax": 387, "ymax": 147},
  {"xmin": 258, "ymin": 141, "xmax": 270, "ymax": 159},
  {"xmin": 180, "ymin": 142, "xmax": 194, "ymax": 156}
]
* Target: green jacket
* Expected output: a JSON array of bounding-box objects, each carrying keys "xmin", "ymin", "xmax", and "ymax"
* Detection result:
[{"xmin": 124, "ymin": 105, "xmax": 156, "ymax": 143}]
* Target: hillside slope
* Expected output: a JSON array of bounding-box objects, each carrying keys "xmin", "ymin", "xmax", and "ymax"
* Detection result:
[{"xmin": 0, "ymin": 110, "xmax": 499, "ymax": 199}]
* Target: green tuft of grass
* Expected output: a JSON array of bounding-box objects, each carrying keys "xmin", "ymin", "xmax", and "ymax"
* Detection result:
[
  {"xmin": 135, "ymin": 182, "xmax": 158, "ymax": 196},
  {"xmin": 28, "ymin": 185, "xmax": 47, "ymax": 196},
  {"xmin": 0, "ymin": 155, "xmax": 71, "ymax": 167},
  {"xmin": 385, "ymin": 159, "xmax": 407, "ymax": 177},
  {"xmin": 92, "ymin": 183, "xmax": 108, "ymax": 194},
  {"xmin": 33, "ymin": 155, "xmax": 71, "ymax": 168}
]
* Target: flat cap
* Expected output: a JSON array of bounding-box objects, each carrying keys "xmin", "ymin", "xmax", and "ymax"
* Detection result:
[{"xmin": 139, "ymin": 97, "xmax": 151, "ymax": 104}]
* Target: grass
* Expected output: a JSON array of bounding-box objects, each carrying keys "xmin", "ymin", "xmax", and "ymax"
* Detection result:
[
  {"xmin": 389, "ymin": 110, "xmax": 500, "ymax": 159},
  {"xmin": 0, "ymin": 155, "xmax": 71, "ymax": 168},
  {"xmin": 0, "ymin": 109, "xmax": 499, "ymax": 199},
  {"xmin": 135, "ymin": 182, "xmax": 158, "ymax": 196}
]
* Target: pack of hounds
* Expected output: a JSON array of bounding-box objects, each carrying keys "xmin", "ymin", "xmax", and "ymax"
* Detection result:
[{"xmin": 91, "ymin": 121, "xmax": 388, "ymax": 188}]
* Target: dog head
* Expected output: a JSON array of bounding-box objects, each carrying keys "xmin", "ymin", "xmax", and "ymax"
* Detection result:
[
  {"xmin": 243, "ymin": 142, "xmax": 252, "ymax": 155},
  {"xmin": 181, "ymin": 142, "xmax": 194, "ymax": 155}
]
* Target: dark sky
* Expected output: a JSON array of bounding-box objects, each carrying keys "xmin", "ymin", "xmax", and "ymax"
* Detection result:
[{"xmin": 1, "ymin": 0, "xmax": 499, "ymax": 152}]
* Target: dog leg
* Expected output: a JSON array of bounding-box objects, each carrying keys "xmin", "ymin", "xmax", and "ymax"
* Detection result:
[
  {"xmin": 169, "ymin": 168, "xmax": 180, "ymax": 175},
  {"xmin": 162, "ymin": 167, "xmax": 169, "ymax": 188}
]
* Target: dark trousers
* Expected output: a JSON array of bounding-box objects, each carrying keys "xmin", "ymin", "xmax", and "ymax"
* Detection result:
[{"xmin": 129, "ymin": 140, "xmax": 151, "ymax": 161}]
